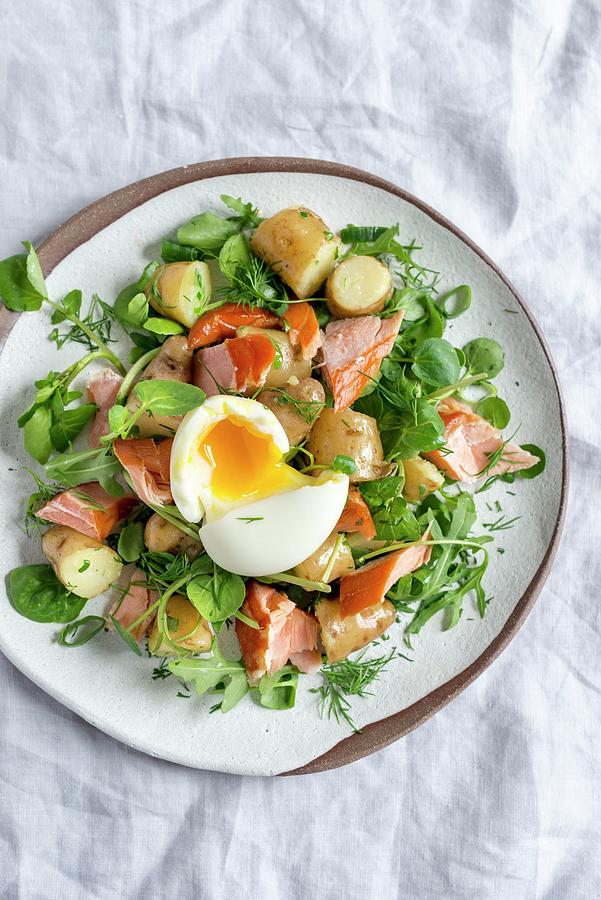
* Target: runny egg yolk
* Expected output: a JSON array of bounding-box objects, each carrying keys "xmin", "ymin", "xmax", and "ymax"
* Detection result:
[{"xmin": 198, "ymin": 416, "xmax": 303, "ymax": 504}]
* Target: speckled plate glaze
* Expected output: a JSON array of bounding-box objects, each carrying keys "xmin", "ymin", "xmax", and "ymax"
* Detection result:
[{"xmin": 0, "ymin": 159, "xmax": 567, "ymax": 776}]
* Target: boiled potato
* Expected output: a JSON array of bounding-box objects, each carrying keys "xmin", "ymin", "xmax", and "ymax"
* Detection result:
[
  {"xmin": 146, "ymin": 261, "xmax": 212, "ymax": 328},
  {"xmin": 250, "ymin": 207, "xmax": 341, "ymax": 299},
  {"xmin": 294, "ymin": 532, "xmax": 355, "ymax": 584},
  {"xmin": 144, "ymin": 513, "xmax": 203, "ymax": 559},
  {"xmin": 402, "ymin": 457, "xmax": 445, "ymax": 503},
  {"xmin": 307, "ymin": 407, "xmax": 395, "ymax": 483},
  {"xmin": 236, "ymin": 326, "xmax": 311, "ymax": 387},
  {"xmin": 126, "ymin": 335, "xmax": 193, "ymax": 438},
  {"xmin": 42, "ymin": 525, "xmax": 123, "ymax": 600},
  {"xmin": 326, "ymin": 255, "xmax": 393, "ymax": 317},
  {"xmin": 148, "ymin": 594, "xmax": 212, "ymax": 656},
  {"xmin": 314, "ymin": 598, "xmax": 396, "ymax": 663},
  {"xmin": 257, "ymin": 377, "xmax": 325, "ymax": 445}
]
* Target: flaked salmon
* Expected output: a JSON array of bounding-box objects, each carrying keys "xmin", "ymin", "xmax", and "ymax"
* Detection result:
[
  {"xmin": 336, "ymin": 488, "xmax": 377, "ymax": 540},
  {"xmin": 235, "ymin": 580, "xmax": 321, "ymax": 683},
  {"xmin": 339, "ymin": 530, "xmax": 432, "ymax": 618},
  {"xmin": 193, "ymin": 332, "xmax": 276, "ymax": 397},
  {"xmin": 425, "ymin": 398, "xmax": 539, "ymax": 483},
  {"xmin": 188, "ymin": 303, "xmax": 279, "ymax": 349},
  {"xmin": 321, "ymin": 312, "xmax": 404, "ymax": 411},
  {"xmin": 282, "ymin": 302, "xmax": 322, "ymax": 360},
  {"xmin": 109, "ymin": 571, "xmax": 155, "ymax": 640},
  {"xmin": 36, "ymin": 481, "xmax": 136, "ymax": 541},
  {"xmin": 87, "ymin": 368, "xmax": 123, "ymax": 448},
  {"xmin": 113, "ymin": 437, "xmax": 173, "ymax": 505}
]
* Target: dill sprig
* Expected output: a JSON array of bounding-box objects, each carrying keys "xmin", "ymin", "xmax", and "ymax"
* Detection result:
[
  {"xmin": 219, "ymin": 254, "xmax": 288, "ymax": 314},
  {"xmin": 49, "ymin": 293, "xmax": 116, "ymax": 351},
  {"xmin": 311, "ymin": 649, "xmax": 399, "ymax": 732},
  {"xmin": 270, "ymin": 388, "xmax": 324, "ymax": 426}
]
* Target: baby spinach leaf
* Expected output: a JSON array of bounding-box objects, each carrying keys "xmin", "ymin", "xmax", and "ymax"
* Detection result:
[
  {"xmin": 176, "ymin": 212, "xmax": 240, "ymax": 252},
  {"xmin": 23, "ymin": 405, "xmax": 53, "ymax": 464},
  {"xmin": 219, "ymin": 233, "xmax": 252, "ymax": 280},
  {"xmin": 59, "ymin": 615, "xmax": 106, "ymax": 646},
  {"xmin": 463, "ymin": 338, "xmax": 505, "ymax": 379},
  {"xmin": 8, "ymin": 564, "xmax": 86, "ymax": 623},
  {"xmin": 134, "ymin": 379, "xmax": 205, "ymax": 416},
  {"xmin": 258, "ymin": 666, "xmax": 299, "ymax": 710},
  {"xmin": 46, "ymin": 447, "xmax": 123, "ymax": 495},
  {"xmin": 49, "ymin": 403, "xmax": 97, "ymax": 452},
  {"xmin": 437, "ymin": 284, "xmax": 471, "ymax": 319},
  {"xmin": 411, "ymin": 338, "xmax": 460, "ymax": 387},
  {"xmin": 0, "ymin": 252, "xmax": 45, "ymax": 311},
  {"xmin": 476, "ymin": 396, "xmax": 510, "ymax": 429},
  {"xmin": 118, "ymin": 522, "xmax": 145, "ymax": 562},
  {"xmin": 187, "ymin": 568, "xmax": 245, "ymax": 623},
  {"xmin": 143, "ymin": 317, "xmax": 184, "ymax": 336},
  {"xmin": 168, "ymin": 644, "xmax": 248, "ymax": 713}
]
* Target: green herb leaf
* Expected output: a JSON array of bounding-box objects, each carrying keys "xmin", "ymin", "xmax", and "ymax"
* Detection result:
[
  {"xmin": 161, "ymin": 240, "xmax": 208, "ymax": 263},
  {"xmin": 114, "ymin": 261, "xmax": 160, "ymax": 326},
  {"xmin": 8, "ymin": 565, "xmax": 86, "ymax": 623},
  {"xmin": 438, "ymin": 285, "xmax": 471, "ymax": 318},
  {"xmin": 117, "ymin": 522, "xmax": 145, "ymax": 562},
  {"xmin": 108, "ymin": 404, "xmax": 129, "ymax": 434},
  {"xmin": 463, "ymin": 338, "xmax": 505, "ymax": 379},
  {"xmin": 340, "ymin": 224, "xmax": 389, "ymax": 243},
  {"xmin": 219, "ymin": 233, "xmax": 252, "ymax": 280},
  {"xmin": 168, "ymin": 644, "xmax": 248, "ymax": 713},
  {"xmin": 134, "ymin": 379, "xmax": 205, "ymax": 416},
  {"xmin": 46, "ymin": 447, "xmax": 124, "ymax": 495},
  {"xmin": 411, "ymin": 338, "xmax": 460, "ymax": 387},
  {"xmin": 515, "ymin": 444, "xmax": 546, "ymax": 479},
  {"xmin": 258, "ymin": 666, "xmax": 299, "ymax": 709},
  {"xmin": 49, "ymin": 403, "xmax": 97, "ymax": 452},
  {"xmin": 476, "ymin": 396, "xmax": 511, "ymax": 429},
  {"xmin": 176, "ymin": 212, "xmax": 240, "ymax": 252},
  {"xmin": 187, "ymin": 567, "xmax": 245, "ymax": 622},
  {"xmin": 220, "ymin": 194, "xmax": 263, "ymax": 228},
  {"xmin": 23, "ymin": 242, "xmax": 48, "ymax": 298},
  {"xmin": 110, "ymin": 614, "xmax": 143, "ymax": 655},
  {"xmin": 59, "ymin": 615, "xmax": 105, "ymax": 646},
  {"xmin": 0, "ymin": 252, "xmax": 45, "ymax": 311},
  {"xmin": 332, "ymin": 454, "xmax": 357, "ymax": 475},
  {"xmin": 50, "ymin": 289, "xmax": 81, "ymax": 323},
  {"xmin": 143, "ymin": 317, "xmax": 184, "ymax": 335},
  {"xmin": 23, "ymin": 404, "xmax": 53, "ymax": 464}
]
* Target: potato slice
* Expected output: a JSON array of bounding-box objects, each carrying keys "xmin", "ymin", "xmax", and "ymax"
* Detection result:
[
  {"xmin": 144, "ymin": 513, "xmax": 203, "ymax": 558},
  {"xmin": 314, "ymin": 597, "xmax": 395, "ymax": 663},
  {"xmin": 146, "ymin": 261, "xmax": 212, "ymax": 328},
  {"xmin": 402, "ymin": 457, "xmax": 445, "ymax": 503},
  {"xmin": 307, "ymin": 407, "xmax": 395, "ymax": 483},
  {"xmin": 42, "ymin": 525, "xmax": 123, "ymax": 600},
  {"xmin": 326, "ymin": 255, "xmax": 393, "ymax": 317},
  {"xmin": 250, "ymin": 207, "xmax": 341, "ymax": 299},
  {"xmin": 125, "ymin": 335, "xmax": 193, "ymax": 438},
  {"xmin": 294, "ymin": 532, "xmax": 355, "ymax": 584},
  {"xmin": 236, "ymin": 326, "xmax": 311, "ymax": 387},
  {"xmin": 148, "ymin": 594, "xmax": 212, "ymax": 656},
  {"xmin": 257, "ymin": 377, "xmax": 325, "ymax": 445}
]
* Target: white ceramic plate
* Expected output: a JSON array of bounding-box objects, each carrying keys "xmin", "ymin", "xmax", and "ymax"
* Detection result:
[{"xmin": 0, "ymin": 159, "xmax": 567, "ymax": 776}]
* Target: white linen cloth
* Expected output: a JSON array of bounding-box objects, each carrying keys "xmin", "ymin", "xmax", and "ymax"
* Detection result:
[{"xmin": 1, "ymin": 1, "xmax": 599, "ymax": 897}]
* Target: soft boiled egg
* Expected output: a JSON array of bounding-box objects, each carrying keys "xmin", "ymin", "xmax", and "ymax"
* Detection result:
[{"xmin": 170, "ymin": 395, "xmax": 349, "ymax": 577}]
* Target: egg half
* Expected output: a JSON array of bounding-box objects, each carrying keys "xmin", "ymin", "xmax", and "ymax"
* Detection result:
[{"xmin": 170, "ymin": 395, "xmax": 349, "ymax": 576}]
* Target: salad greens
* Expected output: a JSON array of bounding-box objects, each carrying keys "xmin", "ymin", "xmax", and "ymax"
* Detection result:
[{"xmin": 0, "ymin": 192, "xmax": 546, "ymax": 732}]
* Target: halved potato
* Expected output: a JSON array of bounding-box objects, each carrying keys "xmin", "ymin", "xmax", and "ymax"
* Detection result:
[
  {"xmin": 148, "ymin": 594, "xmax": 212, "ymax": 656},
  {"xmin": 146, "ymin": 261, "xmax": 212, "ymax": 328},
  {"xmin": 307, "ymin": 407, "xmax": 395, "ymax": 483},
  {"xmin": 250, "ymin": 207, "xmax": 341, "ymax": 299},
  {"xmin": 144, "ymin": 513, "xmax": 203, "ymax": 558},
  {"xmin": 294, "ymin": 532, "xmax": 355, "ymax": 584},
  {"xmin": 326, "ymin": 255, "xmax": 393, "ymax": 317},
  {"xmin": 314, "ymin": 598, "xmax": 395, "ymax": 663},
  {"xmin": 236, "ymin": 326, "xmax": 311, "ymax": 387},
  {"xmin": 42, "ymin": 525, "xmax": 123, "ymax": 599},
  {"xmin": 257, "ymin": 377, "xmax": 325, "ymax": 445},
  {"xmin": 126, "ymin": 335, "xmax": 193, "ymax": 438},
  {"xmin": 402, "ymin": 457, "xmax": 445, "ymax": 503}
]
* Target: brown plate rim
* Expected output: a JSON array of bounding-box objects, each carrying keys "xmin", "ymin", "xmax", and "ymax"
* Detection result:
[{"xmin": 0, "ymin": 157, "xmax": 568, "ymax": 777}]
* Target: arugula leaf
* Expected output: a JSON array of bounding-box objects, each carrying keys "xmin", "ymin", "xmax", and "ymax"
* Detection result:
[
  {"xmin": 187, "ymin": 566, "xmax": 245, "ymax": 623},
  {"xmin": 168, "ymin": 644, "xmax": 248, "ymax": 713},
  {"xmin": 134, "ymin": 379, "xmax": 205, "ymax": 416},
  {"xmin": 176, "ymin": 212, "xmax": 240, "ymax": 252},
  {"xmin": 220, "ymin": 194, "xmax": 263, "ymax": 228},
  {"xmin": 411, "ymin": 338, "xmax": 460, "ymax": 387},
  {"xmin": 49, "ymin": 403, "xmax": 96, "ymax": 452},
  {"xmin": 8, "ymin": 565, "xmax": 86, "ymax": 623},
  {"xmin": 258, "ymin": 666, "xmax": 299, "ymax": 710},
  {"xmin": 463, "ymin": 338, "xmax": 505, "ymax": 379},
  {"xmin": 118, "ymin": 522, "xmax": 145, "ymax": 562},
  {"xmin": 46, "ymin": 447, "xmax": 124, "ymax": 495}
]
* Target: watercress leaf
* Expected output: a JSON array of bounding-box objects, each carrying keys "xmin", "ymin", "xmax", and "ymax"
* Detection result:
[
  {"xmin": 220, "ymin": 194, "xmax": 263, "ymax": 228},
  {"xmin": 411, "ymin": 338, "xmax": 460, "ymax": 387},
  {"xmin": 219, "ymin": 233, "xmax": 252, "ymax": 280},
  {"xmin": 399, "ymin": 297, "xmax": 445, "ymax": 351},
  {"xmin": 476, "ymin": 396, "xmax": 511, "ymax": 429},
  {"xmin": 176, "ymin": 212, "xmax": 240, "ymax": 252},
  {"xmin": 438, "ymin": 284, "xmax": 471, "ymax": 318},
  {"xmin": 59, "ymin": 615, "xmax": 106, "ymax": 646},
  {"xmin": 108, "ymin": 404, "xmax": 129, "ymax": 433},
  {"xmin": 126, "ymin": 292, "xmax": 149, "ymax": 327},
  {"xmin": 8, "ymin": 564, "xmax": 86, "ymax": 623},
  {"xmin": 258, "ymin": 666, "xmax": 299, "ymax": 710},
  {"xmin": 0, "ymin": 253, "xmax": 45, "ymax": 311},
  {"xmin": 110, "ymin": 614, "xmax": 143, "ymax": 655},
  {"xmin": 46, "ymin": 447, "xmax": 124, "ymax": 495},
  {"xmin": 359, "ymin": 476, "xmax": 405, "ymax": 507},
  {"xmin": 114, "ymin": 261, "xmax": 160, "ymax": 324},
  {"xmin": 22, "ymin": 241, "xmax": 48, "ymax": 298},
  {"xmin": 51, "ymin": 289, "xmax": 82, "ymax": 323},
  {"xmin": 463, "ymin": 337, "xmax": 505, "ymax": 379},
  {"xmin": 515, "ymin": 443, "xmax": 546, "ymax": 479},
  {"xmin": 143, "ymin": 317, "xmax": 184, "ymax": 336},
  {"xmin": 134, "ymin": 379, "xmax": 205, "ymax": 416},
  {"xmin": 24, "ymin": 404, "xmax": 53, "ymax": 463},
  {"xmin": 117, "ymin": 522, "xmax": 145, "ymax": 562},
  {"xmin": 187, "ymin": 569, "xmax": 245, "ymax": 622},
  {"xmin": 383, "ymin": 287, "xmax": 427, "ymax": 321},
  {"xmin": 50, "ymin": 403, "xmax": 97, "ymax": 452},
  {"xmin": 332, "ymin": 454, "xmax": 357, "ymax": 475}
]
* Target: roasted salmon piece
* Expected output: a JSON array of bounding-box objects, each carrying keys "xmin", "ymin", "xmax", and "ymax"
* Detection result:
[
  {"xmin": 282, "ymin": 302, "xmax": 322, "ymax": 360},
  {"xmin": 36, "ymin": 481, "xmax": 136, "ymax": 541},
  {"xmin": 425, "ymin": 398, "xmax": 540, "ymax": 483},
  {"xmin": 87, "ymin": 368, "xmax": 123, "ymax": 448},
  {"xmin": 235, "ymin": 580, "xmax": 321, "ymax": 684},
  {"xmin": 321, "ymin": 312, "xmax": 404, "ymax": 411},
  {"xmin": 188, "ymin": 303, "xmax": 279, "ymax": 349},
  {"xmin": 339, "ymin": 530, "xmax": 432, "ymax": 618},
  {"xmin": 109, "ymin": 571, "xmax": 155, "ymax": 640},
  {"xmin": 336, "ymin": 488, "xmax": 377, "ymax": 540},
  {"xmin": 113, "ymin": 437, "xmax": 173, "ymax": 505},
  {"xmin": 193, "ymin": 332, "xmax": 276, "ymax": 398}
]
